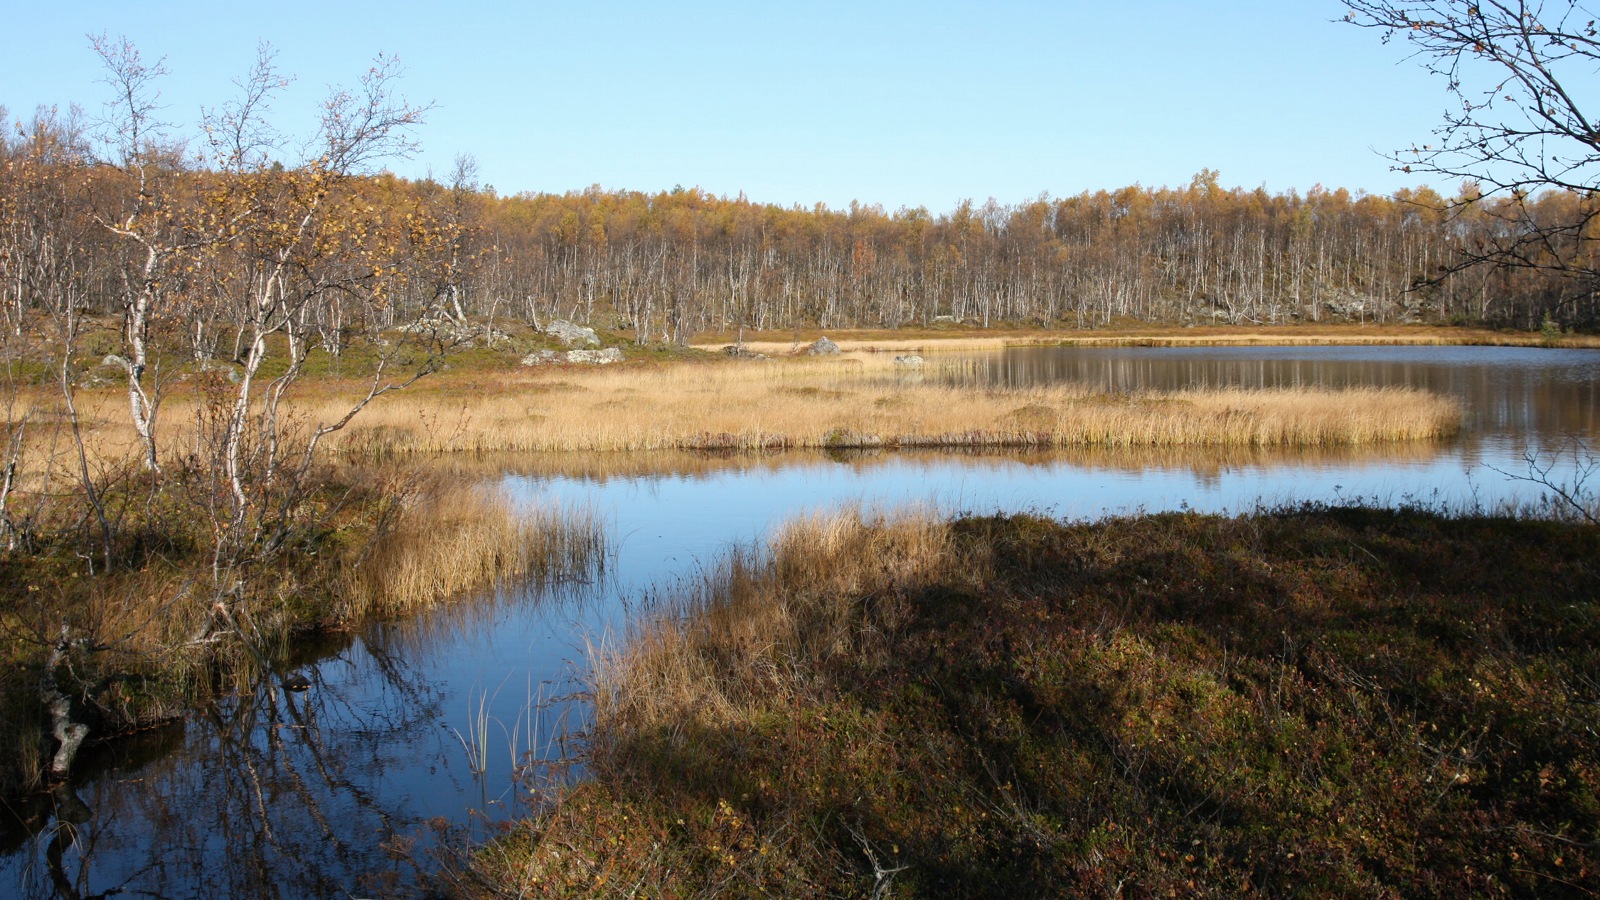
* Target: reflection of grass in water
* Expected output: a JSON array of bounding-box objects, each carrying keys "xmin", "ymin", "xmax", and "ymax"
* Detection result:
[{"xmin": 423, "ymin": 439, "xmax": 1452, "ymax": 487}]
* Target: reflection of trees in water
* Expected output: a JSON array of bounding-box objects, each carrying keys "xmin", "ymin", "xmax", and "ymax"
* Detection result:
[
  {"xmin": 2, "ymin": 525, "xmax": 611, "ymax": 898},
  {"xmin": 5, "ymin": 633, "xmax": 447, "ymax": 899}
]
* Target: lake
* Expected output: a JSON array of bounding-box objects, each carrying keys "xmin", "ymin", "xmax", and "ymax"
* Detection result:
[{"xmin": 5, "ymin": 344, "xmax": 1598, "ymax": 897}]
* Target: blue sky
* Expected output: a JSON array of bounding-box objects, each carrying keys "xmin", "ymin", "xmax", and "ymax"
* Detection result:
[{"xmin": 2, "ymin": 1, "xmax": 1451, "ymax": 211}]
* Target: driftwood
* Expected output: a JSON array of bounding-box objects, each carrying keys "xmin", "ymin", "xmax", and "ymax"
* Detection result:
[{"xmin": 41, "ymin": 624, "xmax": 88, "ymax": 779}]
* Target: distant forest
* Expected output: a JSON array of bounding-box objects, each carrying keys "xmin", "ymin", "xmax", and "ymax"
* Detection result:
[{"xmin": 6, "ymin": 110, "xmax": 1598, "ymax": 355}]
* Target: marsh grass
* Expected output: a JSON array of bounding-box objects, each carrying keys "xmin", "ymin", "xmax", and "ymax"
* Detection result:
[
  {"xmin": 4, "ymin": 341, "xmax": 1461, "ymax": 481},
  {"xmin": 338, "ymin": 476, "xmax": 604, "ymax": 621},
  {"xmin": 418, "ymin": 440, "xmax": 1450, "ymax": 489},
  {"xmin": 592, "ymin": 507, "xmax": 949, "ymax": 732},
  {"xmin": 460, "ymin": 506, "xmax": 1600, "ymax": 898},
  {"xmin": 297, "ymin": 354, "xmax": 1460, "ymax": 457}
]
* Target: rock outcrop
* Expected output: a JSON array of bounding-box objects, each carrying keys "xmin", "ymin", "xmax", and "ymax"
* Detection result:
[
  {"xmin": 567, "ymin": 347, "xmax": 624, "ymax": 365},
  {"xmin": 521, "ymin": 347, "xmax": 625, "ymax": 366},
  {"xmin": 544, "ymin": 319, "xmax": 601, "ymax": 348}
]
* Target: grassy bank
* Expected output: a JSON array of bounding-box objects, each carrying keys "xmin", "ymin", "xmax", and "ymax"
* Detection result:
[
  {"xmin": 457, "ymin": 506, "xmax": 1600, "ymax": 898},
  {"xmin": 300, "ymin": 354, "xmax": 1460, "ymax": 456}
]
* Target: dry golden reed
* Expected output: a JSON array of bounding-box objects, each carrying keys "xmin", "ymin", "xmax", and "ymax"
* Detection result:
[
  {"xmin": 302, "ymin": 353, "xmax": 1460, "ymax": 457},
  {"xmin": 425, "ymin": 439, "xmax": 1449, "ymax": 485},
  {"xmin": 591, "ymin": 507, "xmax": 949, "ymax": 734},
  {"xmin": 338, "ymin": 476, "xmax": 603, "ymax": 621},
  {"xmin": 7, "ymin": 345, "xmax": 1460, "ymax": 488}
]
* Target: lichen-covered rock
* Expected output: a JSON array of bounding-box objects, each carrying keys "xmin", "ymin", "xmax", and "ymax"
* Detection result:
[
  {"xmin": 567, "ymin": 347, "xmax": 623, "ymax": 364},
  {"xmin": 545, "ymin": 319, "xmax": 601, "ymax": 348},
  {"xmin": 805, "ymin": 336, "xmax": 841, "ymax": 356},
  {"xmin": 893, "ymin": 354, "xmax": 925, "ymax": 369},
  {"xmin": 520, "ymin": 350, "xmax": 561, "ymax": 366},
  {"xmin": 722, "ymin": 345, "xmax": 769, "ymax": 360}
]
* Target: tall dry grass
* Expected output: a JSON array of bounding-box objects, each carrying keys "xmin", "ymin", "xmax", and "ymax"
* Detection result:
[
  {"xmin": 6, "ymin": 349, "xmax": 1461, "ymax": 480},
  {"xmin": 294, "ymin": 354, "xmax": 1461, "ymax": 457},
  {"xmin": 591, "ymin": 507, "xmax": 949, "ymax": 736},
  {"xmin": 338, "ymin": 474, "xmax": 604, "ymax": 622}
]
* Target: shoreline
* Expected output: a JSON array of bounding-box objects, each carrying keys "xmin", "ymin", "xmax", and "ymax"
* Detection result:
[{"xmin": 693, "ymin": 323, "xmax": 1600, "ymax": 354}]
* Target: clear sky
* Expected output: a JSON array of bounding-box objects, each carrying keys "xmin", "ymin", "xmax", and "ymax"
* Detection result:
[{"xmin": 1, "ymin": 0, "xmax": 1453, "ymax": 211}]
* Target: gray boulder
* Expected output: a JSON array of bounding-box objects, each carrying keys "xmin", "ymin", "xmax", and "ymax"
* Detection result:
[
  {"xmin": 545, "ymin": 319, "xmax": 601, "ymax": 348},
  {"xmin": 520, "ymin": 350, "xmax": 561, "ymax": 366},
  {"xmin": 805, "ymin": 336, "xmax": 841, "ymax": 356},
  {"xmin": 893, "ymin": 354, "xmax": 925, "ymax": 369},
  {"xmin": 567, "ymin": 348, "xmax": 623, "ymax": 365}
]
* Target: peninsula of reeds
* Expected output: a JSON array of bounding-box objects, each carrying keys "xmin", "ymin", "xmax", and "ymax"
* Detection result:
[{"xmin": 308, "ymin": 352, "xmax": 1461, "ymax": 457}]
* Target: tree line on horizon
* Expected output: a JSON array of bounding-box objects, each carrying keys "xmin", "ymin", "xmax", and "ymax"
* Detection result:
[
  {"xmin": 480, "ymin": 170, "xmax": 1599, "ymax": 340},
  {"xmin": 5, "ymin": 109, "xmax": 1599, "ymax": 360}
]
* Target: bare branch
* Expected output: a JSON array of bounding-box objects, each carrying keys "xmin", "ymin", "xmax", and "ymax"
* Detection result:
[{"xmin": 313, "ymin": 54, "xmax": 433, "ymax": 177}]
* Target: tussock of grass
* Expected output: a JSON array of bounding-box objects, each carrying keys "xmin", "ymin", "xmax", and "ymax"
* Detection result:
[
  {"xmin": 339, "ymin": 479, "xmax": 603, "ymax": 620},
  {"xmin": 460, "ymin": 507, "xmax": 1600, "ymax": 898},
  {"xmin": 304, "ymin": 354, "xmax": 1460, "ymax": 457}
]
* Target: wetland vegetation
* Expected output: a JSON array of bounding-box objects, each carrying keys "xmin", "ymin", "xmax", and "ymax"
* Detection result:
[{"xmin": 6, "ymin": 7, "xmax": 1600, "ymax": 894}]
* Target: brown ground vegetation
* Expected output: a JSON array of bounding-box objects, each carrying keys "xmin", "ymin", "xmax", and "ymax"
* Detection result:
[{"xmin": 455, "ymin": 505, "xmax": 1600, "ymax": 898}]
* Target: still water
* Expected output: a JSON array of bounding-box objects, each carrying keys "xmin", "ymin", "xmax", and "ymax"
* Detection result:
[{"xmin": 4, "ymin": 344, "xmax": 1598, "ymax": 897}]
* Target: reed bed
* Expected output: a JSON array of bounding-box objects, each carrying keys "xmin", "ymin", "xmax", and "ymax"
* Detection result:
[
  {"xmin": 2, "ymin": 346, "xmax": 1463, "ymax": 478},
  {"xmin": 294, "ymin": 354, "xmax": 1461, "ymax": 458},
  {"xmin": 338, "ymin": 475, "xmax": 605, "ymax": 622}
]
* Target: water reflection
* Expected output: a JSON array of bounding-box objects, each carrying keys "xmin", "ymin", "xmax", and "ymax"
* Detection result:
[
  {"xmin": 0, "ymin": 574, "xmax": 607, "ymax": 899},
  {"xmin": 3, "ymin": 632, "xmax": 447, "ymax": 898}
]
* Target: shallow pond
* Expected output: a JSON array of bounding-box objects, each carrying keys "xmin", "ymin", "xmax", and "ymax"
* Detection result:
[{"xmin": 4, "ymin": 344, "xmax": 1599, "ymax": 897}]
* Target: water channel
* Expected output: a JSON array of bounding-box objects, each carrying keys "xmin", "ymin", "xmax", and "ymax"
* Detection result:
[{"xmin": 3, "ymin": 344, "xmax": 1598, "ymax": 897}]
